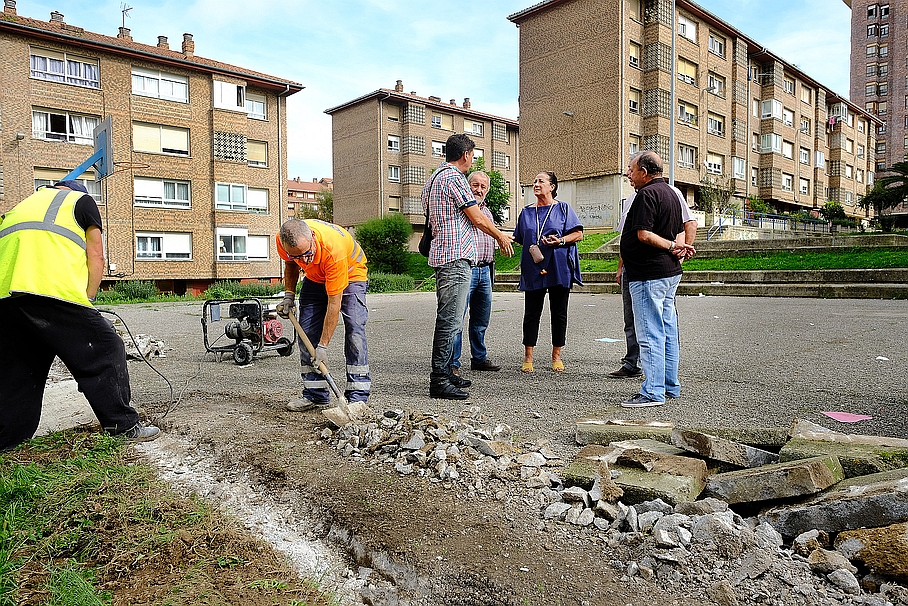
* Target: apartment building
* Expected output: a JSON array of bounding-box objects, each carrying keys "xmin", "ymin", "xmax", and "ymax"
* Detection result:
[
  {"xmin": 287, "ymin": 177, "xmax": 332, "ymax": 217},
  {"xmin": 0, "ymin": 1, "xmax": 302, "ymax": 294},
  {"xmin": 325, "ymin": 80, "xmax": 519, "ymax": 238},
  {"xmin": 846, "ymin": 0, "xmax": 908, "ymax": 223},
  {"xmin": 508, "ymin": 0, "xmax": 878, "ymax": 229}
]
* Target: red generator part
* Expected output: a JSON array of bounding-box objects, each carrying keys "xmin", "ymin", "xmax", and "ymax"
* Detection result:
[{"xmin": 263, "ymin": 318, "xmax": 284, "ymax": 343}]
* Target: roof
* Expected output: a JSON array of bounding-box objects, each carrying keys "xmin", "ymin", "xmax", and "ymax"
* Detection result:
[
  {"xmin": 287, "ymin": 179, "xmax": 330, "ymax": 193},
  {"xmin": 0, "ymin": 11, "xmax": 303, "ymax": 94},
  {"xmin": 324, "ymin": 89, "xmax": 518, "ymax": 127},
  {"xmin": 507, "ymin": 0, "xmax": 878, "ymax": 124}
]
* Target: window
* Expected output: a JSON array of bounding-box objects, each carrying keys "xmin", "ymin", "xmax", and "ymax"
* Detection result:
[
  {"xmin": 388, "ymin": 165, "xmax": 400, "ymax": 182},
  {"xmin": 247, "ymin": 140, "xmax": 268, "ymax": 167},
  {"xmin": 880, "ymin": 100, "xmax": 888, "ymax": 114},
  {"xmin": 136, "ymin": 232, "xmax": 192, "ymax": 260},
  {"xmin": 846, "ymin": 138, "xmax": 854, "ymax": 154},
  {"xmin": 815, "ymin": 150, "xmax": 825, "ymax": 168},
  {"xmin": 752, "ymin": 132, "xmax": 760, "ymax": 152},
  {"xmin": 800, "ymin": 87, "xmax": 811, "ymax": 105},
  {"xmin": 465, "ymin": 121, "xmax": 483, "ymax": 136},
  {"xmin": 868, "ymin": 4, "xmax": 877, "ymax": 18},
  {"xmin": 782, "ymin": 173, "xmax": 793, "ymax": 191},
  {"xmin": 34, "ymin": 170, "xmax": 100, "ymax": 204},
  {"xmin": 707, "ymin": 73, "xmax": 725, "ymax": 96},
  {"xmin": 132, "ymin": 68, "xmax": 188, "ymax": 102},
  {"xmin": 706, "ymin": 153, "xmax": 723, "ymax": 175},
  {"xmin": 782, "ymin": 140, "xmax": 793, "ymax": 159},
  {"xmin": 753, "ymin": 99, "xmax": 760, "ymax": 118},
  {"xmin": 879, "ymin": 63, "xmax": 889, "ymax": 77},
  {"xmin": 629, "ymin": 42, "xmax": 641, "ymax": 68},
  {"xmin": 879, "ymin": 82, "xmax": 889, "ymax": 96},
  {"xmin": 473, "ymin": 148, "xmax": 484, "ymax": 161},
  {"xmin": 751, "ymin": 167, "xmax": 758, "ymax": 187},
  {"xmin": 761, "ymin": 99, "xmax": 783, "ymax": 120},
  {"xmin": 678, "ymin": 144, "xmax": 696, "ymax": 169},
  {"xmin": 629, "ymin": 134, "xmax": 640, "ymax": 155},
  {"xmin": 707, "ymin": 113, "xmax": 724, "ymax": 136},
  {"xmin": 30, "ymin": 48, "xmax": 99, "ymax": 88},
  {"xmin": 628, "ymin": 0, "xmax": 641, "ymax": 20},
  {"xmin": 247, "ymin": 188, "xmax": 268, "ymax": 213},
  {"xmin": 784, "ymin": 77, "xmax": 795, "ymax": 95},
  {"xmin": 877, "ymin": 141, "xmax": 888, "ymax": 153},
  {"xmin": 783, "ymin": 108, "xmax": 794, "ymax": 127},
  {"xmin": 708, "ymin": 32, "xmax": 725, "ymax": 57},
  {"xmin": 213, "ymin": 81, "xmax": 246, "ymax": 112},
  {"xmin": 881, "ymin": 4, "xmax": 889, "ymax": 17},
  {"xmin": 800, "ymin": 117, "xmax": 810, "ymax": 133},
  {"xmin": 32, "ymin": 109, "xmax": 98, "ymax": 144},
  {"xmin": 880, "ymin": 44, "xmax": 889, "ymax": 56},
  {"xmin": 678, "ymin": 101, "xmax": 698, "ymax": 125},
  {"xmin": 867, "ymin": 64, "xmax": 878, "ymax": 77},
  {"xmin": 866, "ymin": 83, "xmax": 877, "ymax": 97},
  {"xmin": 845, "ymin": 164, "xmax": 854, "ymax": 179},
  {"xmin": 217, "ymin": 228, "xmax": 247, "ymax": 261},
  {"xmin": 431, "ymin": 112, "xmax": 452, "ymax": 130},
  {"xmin": 431, "ymin": 141, "xmax": 445, "ymax": 158},
  {"xmin": 678, "ymin": 58, "xmax": 697, "ymax": 85},
  {"xmin": 215, "ymin": 183, "xmax": 247, "ymax": 211},
  {"xmin": 761, "ymin": 133, "xmax": 782, "ymax": 154},
  {"xmin": 858, "ymin": 143, "xmax": 865, "ymax": 158},
  {"xmin": 867, "ymin": 44, "xmax": 878, "ymax": 56},
  {"xmin": 388, "ymin": 135, "xmax": 400, "ymax": 152},
  {"xmin": 246, "ymin": 91, "xmax": 266, "ymax": 120},
  {"xmin": 386, "ymin": 195, "xmax": 402, "ymax": 213},
  {"xmin": 678, "ymin": 15, "xmax": 697, "ymax": 41},
  {"xmin": 386, "ymin": 105, "xmax": 400, "ymax": 122},
  {"xmin": 800, "ymin": 147, "xmax": 810, "ymax": 164},
  {"xmin": 732, "ymin": 157, "xmax": 745, "ymax": 180},
  {"xmin": 866, "ymin": 101, "xmax": 875, "ymax": 113},
  {"xmin": 247, "ymin": 235, "xmax": 270, "ymax": 261},
  {"xmin": 132, "ymin": 122, "xmax": 189, "ymax": 155},
  {"xmin": 629, "ymin": 88, "xmax": 641, "ymax": 113},
  {"xmin": 799, "ymin": 178, "xmax": 810, "ymax": 195},
  {"xmin": 134, "ymin": 178, "xmax": 191, "ymax": 208},
  {"xmin": 879, "ymin": 122, "xmax": 887, "ymax": 134},
  {"xmin": 869, "ymin": 24, "xmax": 879, "ymax": 36},
  {"xmin": 857, "ymin": 169, "xmax": 864, "ymax": 183}
]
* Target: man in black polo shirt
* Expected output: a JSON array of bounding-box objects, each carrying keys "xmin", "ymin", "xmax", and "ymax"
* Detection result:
[{"xmin": 619, "ymin": 152, "xmax": 696, "ymax": 408}]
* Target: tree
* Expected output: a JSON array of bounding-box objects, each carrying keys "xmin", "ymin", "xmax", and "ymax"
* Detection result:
[
  {"xmin": 468, "ymin": 157, "xmax": 509, "ymax": 225},
  {"xmin": 296, "ymin": 189, "xmax": 334, "ymax": 222},
  {"xmin": 354, "ymin": 213, "xmax": 412, "ymax": 274},
  {"xmin": 859, "ymin": 162, "xmax": 908, "ymax": 230},
  {"xmin": 819, "ymin": 201, "xmax": 847, "ymax": 223},
  {"xmin": 697, "ymin": 173, "xmax": 736, "ymax": 214}
]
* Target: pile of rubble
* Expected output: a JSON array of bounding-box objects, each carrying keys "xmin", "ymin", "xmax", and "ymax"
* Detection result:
[{"xmin": 324, "ymin": 409, "xmax": 908, "ymax": 605}]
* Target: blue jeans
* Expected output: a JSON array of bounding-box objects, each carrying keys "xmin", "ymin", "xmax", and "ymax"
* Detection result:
[
  {"xmin": 452, "ymin": 264, "xmax": 492, "ymax": 368},
  {"xmin": 431, "ymin": 259, "xmax": 472, "ymax": 379},
  {"xmin": 628, "ymin": 275, "xmax": 682, "ymax": 402},
  {"xmin": 297, "ymin": 279, "xmax": 370, "ymax": 403}
]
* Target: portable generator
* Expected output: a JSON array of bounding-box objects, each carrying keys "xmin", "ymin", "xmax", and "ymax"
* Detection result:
[{"xmin": 201, "ymin": 297, "xmax": 295, "ymax": 365}]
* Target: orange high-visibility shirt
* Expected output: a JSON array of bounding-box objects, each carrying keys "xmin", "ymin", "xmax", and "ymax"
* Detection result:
[{"xmin": 276, "ymin": 220, "xmax": 368, "ymax": 296}]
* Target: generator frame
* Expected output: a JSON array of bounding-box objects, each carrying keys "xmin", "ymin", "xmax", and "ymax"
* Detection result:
[{"xmin": 201, "ymin": 297, "xmax": 295, "ymax": 365}]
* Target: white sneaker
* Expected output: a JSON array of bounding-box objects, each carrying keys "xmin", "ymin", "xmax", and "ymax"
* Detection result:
[{"xmin": 286, "ymin": 397, "xmax": 322, "ymax": 412}]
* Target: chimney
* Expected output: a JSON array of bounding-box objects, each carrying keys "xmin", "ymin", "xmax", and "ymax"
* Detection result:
[
  {"xmin": 312, "ymin": 178, "xmax": 317, "ymax": 183},
  {"xmin": 182, "ymin": 33, "xmax": 194, "ymax": 58},
  {"xmin": 450, "ymin": 99, "xmax": 456, "ymax": 105},
  {"xmin": 157, "ymin": 35, "xmax": 169, "ymax": 49},
  {"xmin": 463, "ymin": 97, "xmax": 471, "ymax": 109},
  {"xmin": 117, "ymin": 27, "xmax": 131, "ymax": 40},
  {"xmin": 49, "ymin": 10, "xmax": 64, "ymax": 23},
  {"xmin": 4, "ymin": 0, "xmax": 16, "ymax": 16},
  {"xmin": 394, "ymin": 79, "xmax": 403, "ymax": 93},
  {"xmin": 428, "ymin": 95, "xmax": 441, "ymax": 102},
  {"xmin": 410, "ymin": 91, "xmax": 417, "ymax": 96}
]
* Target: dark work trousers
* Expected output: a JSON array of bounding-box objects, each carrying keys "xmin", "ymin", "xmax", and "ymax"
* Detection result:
[
  {"xmin": 620, "ymin": 271, "xmax": 642, "ymax": 371},
  {"xmin": 522, "ymin": 285, "xmax": 571, "ymax": 348},
  {"xmin": 0, "ymin": 294, "xmax": 139, "ymax": 451}
]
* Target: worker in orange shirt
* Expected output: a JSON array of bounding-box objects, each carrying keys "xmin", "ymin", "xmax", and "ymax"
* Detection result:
[{"xmin": 276, "ymin": 218, "xmax": 369, "ymax": 411}]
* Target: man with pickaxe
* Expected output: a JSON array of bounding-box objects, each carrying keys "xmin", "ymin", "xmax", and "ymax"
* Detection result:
[{"xmin": 276, "ymin": 218, "xmax": 370, "ymax": 411}]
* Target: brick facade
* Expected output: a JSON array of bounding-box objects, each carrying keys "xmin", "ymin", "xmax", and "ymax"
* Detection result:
[{"xmin": 0, "ymin": 3, "xmax": 302, "ymax": 293}]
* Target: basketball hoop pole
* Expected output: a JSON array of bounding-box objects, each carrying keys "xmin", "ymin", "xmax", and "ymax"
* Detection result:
[{"xmin": 62, "ymin": 116, "xmax": 113, "ymax": 181}]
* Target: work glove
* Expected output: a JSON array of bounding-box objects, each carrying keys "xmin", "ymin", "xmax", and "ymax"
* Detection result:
[
  {"xmin": 276, "ymin": 291, "xmax": 296, "ymax": 318},
  {"xmin": 314, "ymin": 344, "xmax": 329, "ymax": 368}
]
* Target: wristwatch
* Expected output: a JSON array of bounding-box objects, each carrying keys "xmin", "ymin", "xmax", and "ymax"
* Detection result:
[
  {"xmin": 559, "ymin": 238, "xmax": 565, "ymax": 247},
  {"xmin": 668, "ymin": 241, "xmax": 676, "ymax": 252}
]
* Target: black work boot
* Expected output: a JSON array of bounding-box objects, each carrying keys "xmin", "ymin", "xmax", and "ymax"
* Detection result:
[
  {"xmin": 430, "ymin": 376, "xmax": 469, "ymax": 400},
  {"xmin": 449, "ymin": 373, "xmax": 472, "ymax": 388}
]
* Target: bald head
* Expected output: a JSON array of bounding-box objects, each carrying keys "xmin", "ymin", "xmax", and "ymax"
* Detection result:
[{"xmin": 279, "ymin": 219, "xmax": 313, "ymax": 249}]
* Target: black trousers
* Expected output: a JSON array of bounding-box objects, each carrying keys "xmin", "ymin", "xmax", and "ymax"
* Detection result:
[
  {"xmin": 522, "ymin": 286, "xmax": 571, "ymax": 348},
  {"xmin": 0, "ymin": 295, "xmax": 139, "ymax": 450}
]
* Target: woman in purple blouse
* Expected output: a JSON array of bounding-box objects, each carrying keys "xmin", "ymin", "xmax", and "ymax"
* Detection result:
[{"xmin": 512, "ymin": 172, "xmax": 584, "ymax": 373}]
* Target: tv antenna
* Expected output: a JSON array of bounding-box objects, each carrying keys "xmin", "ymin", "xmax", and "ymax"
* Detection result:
[{"xmin": 121, "ymin": 3, "xmax": 132, "ymax": 29}]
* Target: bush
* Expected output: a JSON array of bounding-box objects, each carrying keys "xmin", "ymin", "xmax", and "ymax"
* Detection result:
[
  {"xmin": 96, "ymin": 280, "xmax": 159, "ymax": 303},
  {"xmin": 417, "ymin": 277, "xmax": 436, "ymax": 292},
  {"xmin": 202, "ymin": 280, "xmax": 281, "ymax": 300},
  {"xmin": 356, "ymin": 214, "xmax": 413, "ymax": 274},
  {"xmin": 367, "ymin": 273, "xmax": 414, "ymax": 293}
]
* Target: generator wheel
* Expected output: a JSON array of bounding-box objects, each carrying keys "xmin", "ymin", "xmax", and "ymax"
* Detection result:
[
  {"xmin": 233, "ymin": 342, "xmax": 254, "ymax": 366},
  {"xmin": 276, "ymin": 337, "xmax": 294, "ymax": 357}
]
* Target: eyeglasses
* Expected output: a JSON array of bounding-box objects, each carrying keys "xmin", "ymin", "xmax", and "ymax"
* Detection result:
[{"xmin": 288, "ymin": 239, "xmax": 315, "ymax": 262}]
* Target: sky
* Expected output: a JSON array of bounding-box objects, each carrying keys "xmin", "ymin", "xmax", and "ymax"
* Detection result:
[{"xmin": 20, "ymin": 0, "xmax": 853, "ymax": 180}]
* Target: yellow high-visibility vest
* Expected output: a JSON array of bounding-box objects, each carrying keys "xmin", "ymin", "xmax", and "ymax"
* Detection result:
[{"xmin": 0, "ymin": 188, "xmax": 92, "ymax": 306}]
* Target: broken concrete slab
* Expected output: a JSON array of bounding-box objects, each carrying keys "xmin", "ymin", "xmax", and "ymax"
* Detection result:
[
  {"xmin": 834, "ymin": 522, "xmax": 908, "ymax": 582},
  {"xmin": 703, "ymin": 456, "xmax": 844, "ymax": 504},
  {"xmin": 610, "ymin": 438, "xmax": 690, "ymax": 457},
  {"xmin": 611, "ymin": 456, "xmax": 708, "ymax": 506},
  {"xmin": 687, "ymin": 426, "xmax": 790, "ymax": 451},
  {"xmin": 780, "ymin": 434, "xmax": 908, "ymax": 479},
  {"xmin": 562, "ymin": 448, "xmax": 624, "ymax": 499},
  {"xmin": 759, "ymin": 467, "xmax": 908, "ymax": 538},
  {"xmin": 790, "ymin": 419, "xmax": 908, "ymax": 449},
  {"xmin": 671, "ymin": 428, "xmax": 779, "ymax": 468},
  {"xmin": 575, "ymin": 418, "xmax": 674, "ymax": 446}
]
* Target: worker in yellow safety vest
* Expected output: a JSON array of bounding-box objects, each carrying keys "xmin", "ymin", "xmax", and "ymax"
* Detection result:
[{"xmin": 0, "ymin": 180, "xmax": 160, "ymax": 450}]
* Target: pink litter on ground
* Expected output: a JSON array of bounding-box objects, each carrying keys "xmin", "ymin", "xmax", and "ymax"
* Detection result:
[{"xmin": 821, "ymin": 411, "xmax": 873, "ymax": 423}]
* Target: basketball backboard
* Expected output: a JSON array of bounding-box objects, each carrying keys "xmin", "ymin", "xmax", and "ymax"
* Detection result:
[{"xmin": 61, "ymin": 116, "xmax": 113, "ymax": 181}]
